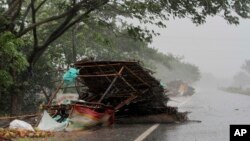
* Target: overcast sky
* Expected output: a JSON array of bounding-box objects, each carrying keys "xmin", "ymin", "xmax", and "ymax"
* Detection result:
[{"xmin": 151, "ymin": 17, "xmax": 250, "ymax": 79}]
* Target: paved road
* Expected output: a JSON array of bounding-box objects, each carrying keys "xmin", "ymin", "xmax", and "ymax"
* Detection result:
[
  {"xmin": 70, "ymin": 87, "xmax": 250, "ymax": 141},
  {"xmin": 148, "ymin": 87, "xmax": 250, "ymax": 141},
  {"xmin": 74, "ymin": 124, "xmax": 155, "ymax": 141}
]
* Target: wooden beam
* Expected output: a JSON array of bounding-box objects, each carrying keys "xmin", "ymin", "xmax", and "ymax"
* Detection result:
[
  {"xmin": 78, "ymin": 73, "xmax": 120, "ymax": 77},
  {"xmin": 75, "ymin": 63, "xmax": 121, "ymax": 68},
  {"xmin": 124, "ymin": 65, "xmax": 150, "ymax": 87},
  {"xmin": 47, "ymin": 81, "xmax": 64, "ymax": 106},
  {"xmin": 97, "ymin": 66, "xmax": 125, "ymax": 103},
  {"xmin": 115, "ymin": 95, "xmax": 138, "ymax": 110}
]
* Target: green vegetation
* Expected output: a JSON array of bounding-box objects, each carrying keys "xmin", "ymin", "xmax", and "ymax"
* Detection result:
[
  {"xmin": 0, "ymin": 32, "xmax": 28, "ymax": 88},
  {"xmin": 221, "ymin": 87, "xmax": 250, "ymax": 96},
  {"xmin": 222, "ymin": 60, "xmax": 250, "ymax": 96},
  {"xmin": 1, "ymin": 0, "xmax": 250, "ymax": 115}
]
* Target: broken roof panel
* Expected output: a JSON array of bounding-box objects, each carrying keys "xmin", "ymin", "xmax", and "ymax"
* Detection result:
[{"xmin": 73, "ymin": 60, "xmax": 168, "ymax": 111}]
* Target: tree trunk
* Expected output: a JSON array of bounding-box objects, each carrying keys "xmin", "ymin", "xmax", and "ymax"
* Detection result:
[
  {"xmin": 10, "ymin": 72, "xmax": 24, "ymax": 116},
  {"xmin": 11, "ymin": 92, "xmax": 22, "ymax": 116},
  {"xmin": 72, "ymin": 25, "xmax": 77, "ymax": 63}
]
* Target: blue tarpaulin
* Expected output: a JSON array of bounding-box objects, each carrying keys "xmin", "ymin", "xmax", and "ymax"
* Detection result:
[{"xmin": 63, "ymin": 68, "xmax": 79, "ymax": 85}]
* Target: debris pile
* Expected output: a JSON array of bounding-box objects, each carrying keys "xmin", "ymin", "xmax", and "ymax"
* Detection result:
[
  {"xmin": 0, "ymin": 60, "xmax": 187, "ymax": 135},
  {"xmin": 73, "ymin": 61, "xmax": 170, "ymax": 116},
  {"xmin": 0, "ymin": 128, "xmax": 54, "ymax": 139},
  {"xmin": 166, "ymin": 80, "xmax": 195, "ymax": 96},
  {"xmin": 42, "ymin": 60, "xmax": 187, "ymax": 129}
]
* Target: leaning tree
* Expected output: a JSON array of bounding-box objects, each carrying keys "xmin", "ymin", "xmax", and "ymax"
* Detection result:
[{"xmin": 0, "ymin": 0, "xmax": 249, "ymax": 114}]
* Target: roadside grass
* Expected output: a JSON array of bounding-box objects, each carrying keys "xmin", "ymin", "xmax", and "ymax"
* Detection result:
[{"xmin": 220, "ymin": 87, "xmax": 250, "ymax": 96}]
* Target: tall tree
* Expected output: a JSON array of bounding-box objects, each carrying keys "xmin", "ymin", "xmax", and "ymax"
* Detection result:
[
  {"xmin": 233, "ymin": 71, "xmax": 250, "ymax": 87},
  {"xmin": 1, "ymin": 0, "xmax": 250, "ymax": 67},
  {"xmin": 242, "ymin": 60, "xmax": 250, "ymax": 75},
  {"xmin": 0, "ymin": 0, "xmax": 250, "ymax": 114}
]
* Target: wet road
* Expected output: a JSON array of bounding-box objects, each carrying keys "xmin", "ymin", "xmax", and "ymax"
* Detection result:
[
  {"xmin": 146, "ymin": 87, "xmax": 250, "ymax": 141},
  {"xmin": 76, "ymin": 87, "xmax": 250, "ymax": 141}
]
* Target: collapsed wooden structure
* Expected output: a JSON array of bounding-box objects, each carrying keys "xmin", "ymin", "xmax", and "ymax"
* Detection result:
[
  {"xmin": 73, "ymin": 60, "xmax": 170, "ymax": 116},
  {"xmin": 0, "ymin": 61, "xmax": 185, "ymax": 130},
  {"xmin": 41, "ymin": 60, "xmax": 183, "ymax": 129}
]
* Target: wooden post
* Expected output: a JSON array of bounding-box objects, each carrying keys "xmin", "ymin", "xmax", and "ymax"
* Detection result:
[
  {"xmin": 47, "ymin": 81, "xmax": 64, "ymax": 106},
  {"xmin": 97, "ymin": 66, "xmax": 124, "ymax": 103}
]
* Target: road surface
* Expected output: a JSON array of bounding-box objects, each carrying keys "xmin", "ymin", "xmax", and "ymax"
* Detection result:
[{"xmin": 56, "ymin": 87, "xmax": 250, "ymax": 141}]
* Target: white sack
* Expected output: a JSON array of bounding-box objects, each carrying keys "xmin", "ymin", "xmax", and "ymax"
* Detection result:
[{"xmin": 9, "ymin": 119, "xmax": 34, "ymax": 131}]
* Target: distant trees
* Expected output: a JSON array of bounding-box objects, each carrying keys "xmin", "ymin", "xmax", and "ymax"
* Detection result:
[
  {"xmin": 233, "ymin": 60, "xmax": 250, "ymax": 87},
  {"xmin": 154, "ymin": 57, "xmax": 201, "ymax": 84},
  {"xmin": 222, "ymin": 60, "xmax": 250, "ymax": 95},
  {"xmin": 242, "ymin": 60, "xmax": 250, "ymax": 75},
  {"xmin": 233, "ymin": 72, "xmax": 250, "ymax": 87}
]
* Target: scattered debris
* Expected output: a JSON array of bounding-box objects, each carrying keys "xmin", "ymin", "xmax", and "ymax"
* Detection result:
[
  {"xmin": 0, "ymin": 128, "xmax": 54, "ymax": 139},
  {"xmin": 37, "ymin": 111, "xmax": 68, "ymax": 131},
  {"xmin": 73, "ymin": 61, "xmax": 169, "ymax": 115},
  {"xmin": 166, "ymin": 80, "xmax": 195, "ymax": 96},
  {"xmin": 0, "ymin": 114, "xmax": 39, "ymax": 128},
  {"xmin": 66, "ymin": 102, "xmax": 114, "ymax": 131},
  {"xmin": 0, "ymin": 60, "xmax": 188, "ymax": 138},
  {"xmin": 9, "ymin": 120, "xmax": 34, "ymax": 131},
  {"xmin": 40, "ymin": 61, "xmax": 188, "ymax": 129}
]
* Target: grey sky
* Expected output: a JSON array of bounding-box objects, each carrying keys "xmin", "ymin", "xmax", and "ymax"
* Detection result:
[{"xmin": 151, "ymin": 17, "xmax": 250, "ymax": 79}]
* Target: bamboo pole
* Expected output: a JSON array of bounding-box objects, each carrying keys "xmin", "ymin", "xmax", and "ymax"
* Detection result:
[
  {"xmin": 0, "ymin": 113, "xmax": 40, "ymax": 120},
  {"xmin": 97, "ymin": 66, "xmax": 124, "ymax": 103},
  {"xmin": 124, "ymin": 65, "xmax": 150, "ymax": 87},
  {"xmin": 47, "ymin": 81, "xmax": 64, "ymax": 106},
  {"xmin": 115, "ymin": 95, "xmax": 137, "ymax": 110},
  {"xmin": 74, "ymin": 63, "xmax": 121, "ymax": 68},
  {"xmin": 35, "ymin": 81, "xmax": 64, "ymax": 127},
  {"xmin": 78, "ymin": 73, "xmax": 120, "ymax": 77}
]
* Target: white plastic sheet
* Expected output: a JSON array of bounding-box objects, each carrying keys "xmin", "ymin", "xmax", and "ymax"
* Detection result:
[{"xmin": 37, "ymin": 111, "xmax": 68, "ymax": 131}]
